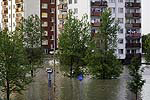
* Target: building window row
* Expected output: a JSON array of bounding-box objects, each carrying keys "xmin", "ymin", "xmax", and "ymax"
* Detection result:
[{"xmin": 69, "ymin": 0, "xmax": 77, "ymax": 4}]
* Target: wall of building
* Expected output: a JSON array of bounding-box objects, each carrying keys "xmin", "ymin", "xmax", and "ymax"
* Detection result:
[{"xmin": 24, "ymin": 0, "xmax": 40, "ymax": 18}]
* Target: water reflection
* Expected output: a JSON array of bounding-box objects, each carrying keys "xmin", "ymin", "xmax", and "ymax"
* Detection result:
[
  {"xmin": 13, "ymin": 58, "xmax": 150, "ymax": 100},
  {"xmin": 60, "ymin": 67, "xmax": 128, "ymax": 100}
]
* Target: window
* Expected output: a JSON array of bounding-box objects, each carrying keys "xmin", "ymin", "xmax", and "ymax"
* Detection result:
[
  {"xmin": 50, "ymin": 8, "xmax": 55, "ymax": 13},
  {"xmin": 51, "ymin": 44, "xmax": 54, "ymax": 49},
  {"xmin": 118, "ymin": 18, "xmax": 123, "ymax": 23},
  {"xmin": 69, "ymin": 0, "xmax": 72, "ymax": 4},
  {"xmin": 42, "ymin": 31, "xmax": 48, "ymax": 36},
  {"xmin": 51, "ymin": 17, "xmax": 54, "ymax": 22},
  {"xmin": 42, "ymin": 12, "xmax": 48, "ymax": 18},
  {"xmin": 111, "ymin": 7, "xmax": 115, "ymax": 13},
  {"xmin": 74, "ymin": 8, "xmax": 78, "ymax": 14},
  {"xmin": 42, "ymin": 3, "xmax": 48, "ymax": 9},
  {"xmin": 74, "ymin": 0, "xmax": 77, "ymax": 3},
  {"xmin": 119, "ymin": 28, "xmax": 123, "ymax": 33},
  {"xmin": 50, "ymin": 0, "xmax": 55, "ymax": 4},
  {"xmin": 118, "ymin": 49, "xmax": 123, "ymax": 54},
  {"xmin": 118, "ymin": 8, "xmax": 123, "ymax": 13},
  {"xmin": 109, "ymin": 0, "xmax": 115, "ymax": 3},
  {"xmin": 51, "ymin": 26, "xmax": 54, "ymax": 31},
  {"xmin": 118, "ymin": 38, "xmax": 123, "ymax": 44},
  {"xmin": 118, "ymin": 0, "xmax": 123, "ymax": 3},
  {"xmin": 42, "ymin": 40, "xmax": 48, "ymax": 45},
  {"xmin": 51, "ymin": 35, "xmax": 54, "ymax": 40},
  {"xmin": 42, "ymin": 22, "xmax": 48, "ymax": 27}
]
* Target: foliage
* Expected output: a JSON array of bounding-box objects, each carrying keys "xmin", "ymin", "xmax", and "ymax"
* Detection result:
[
  {"xmin": 0, "ymin": 30, "xmax": 32, "ymax": 100},
  {"xmin": 95, "ymin": 9, "xmax": 119, "ymax": 51},
  {"xmin": 58, "ymin": 12, "xmax": 91, "ymax": 77},
  {"xmin": 18, "ymin": 15, "xmax": 44, "ymax": 77},
  {"xmin": 85, "ymin": 9, "xmax": 122, "ymax": 79},
  {"xmin": 143, "ymin": 33, "xmax": 150, "ymax": 62},
  {"xmin": 128, "ymin": 57, "xmax": 145, "ymax": 100}
]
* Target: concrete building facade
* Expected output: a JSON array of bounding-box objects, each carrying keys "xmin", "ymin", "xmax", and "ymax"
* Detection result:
[
  {"xmin": 57, "ymin": 0, "xmax": 142, "ymax": 62},
  {"xmin": 1, "ymin": 0, "xmax": 57, "ymax": 54}
]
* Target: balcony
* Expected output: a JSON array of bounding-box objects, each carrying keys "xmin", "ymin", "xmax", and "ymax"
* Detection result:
[
  {"xmin": 16, "ymin": 7, "xmax": 23, "ymax": 12},
  {"xmin": 58, "ymin": 14, "xmax": 67, "ymax": 20},
  {"xmin": 91, "ymin": 11, "xmax": 101, "ymax": 16},
  {"xmin": 125, "ymin": 13, "xmax": 141, "ymax": 18},
  {"xmin": 15, "ymin": 0, "xmax": 23, "ymax": 4},
  {"xmin": 3, "ymin": 18, "xmax": 8, "ymax": 23},
  {"xmin": 126, "ymin": 33, "xmax": 141, "ymax": 39},
  {"xmin": 3, "ymin": 9, "xmax": 8, "ymax": 14},
  {"xmin": 58, "ymin": 3, "xmax": 67, "ymax": 12},
  {"xmin": 91, "ymin": 1, "xmax": 107, "ymax": 7},
  {"xmin": 125, "ymin": 2, "xmax": 141, "ymax": 8},
  {"xmin": 2, "ymin": 1, "xmax": 8, "ymax": 6},
  {"xmin": 126, "ymin": 53, "xmax": 141, "ymax": 59},
  {"xmin": 58, "ymin": 23, "xmax": 64, "ymax": 29},
  {"xmin": 126, "ymin": 43, "xmax": 141, "ymax": 48},
  {"xmin": 91, "ymin": 22, "xmax": 100, "ymax": 27},
  {"xmin": 126, "ymin": 23, "xmax": 141, "ymax": 28}
]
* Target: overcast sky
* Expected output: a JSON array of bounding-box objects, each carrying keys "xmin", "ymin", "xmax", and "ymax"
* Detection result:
[{"xmin": 142, "ymin": 0, "xmax": 150, "ymax": 35}]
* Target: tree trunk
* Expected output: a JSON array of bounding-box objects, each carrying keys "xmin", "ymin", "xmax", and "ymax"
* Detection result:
[
  {"xmin": 31, "ymin": 69, "xmax": 33, "ymax": 77},
  {"xmin": 70, "ymin": 57, "xmax": 73, "ymax": 78},
  {"xmin": 135, "ymin": 92, "xmax": 138, "ymax": 100},
  {"xmin": 6, "ymin": 78, "xmax": 10, "ymax": 100}
]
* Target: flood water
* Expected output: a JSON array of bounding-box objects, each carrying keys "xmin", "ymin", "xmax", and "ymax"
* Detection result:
[{"xmin": 11, "ymin": 58, "xmax": 150, "ymax": 100}]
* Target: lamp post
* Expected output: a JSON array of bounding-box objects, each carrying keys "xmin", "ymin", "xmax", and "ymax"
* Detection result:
[{"xmin": 46, "ymin": 68, "xmax": 53, "ymax": 100}]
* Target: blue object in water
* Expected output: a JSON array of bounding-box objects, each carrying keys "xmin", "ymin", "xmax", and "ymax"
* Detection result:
[{"xmin": 77, "ymin": 73, "xmax": 83, "ymax": 81}]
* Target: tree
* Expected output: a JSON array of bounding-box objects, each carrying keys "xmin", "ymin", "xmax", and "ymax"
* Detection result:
[
  {"xmin": 58, "ymin": 12, "xmax": 91, "ymax": 77},
  {"xmin": 0, "ymin": 30, "xmax": 32, "ymax": 100},
  {"xmin": 128, "ymin": 57, "xmax": 145, "ymax": 100},
  {"xmin": 18, "ymin": 15, "xmax": 44, "ymax": 77},
  {"xmin": 143, "ymin": 33, "xmax": 150, "ymax": 62},
  {"xmin": 86, "ymin": 9, "xmax": 123, "ymax": 79}
]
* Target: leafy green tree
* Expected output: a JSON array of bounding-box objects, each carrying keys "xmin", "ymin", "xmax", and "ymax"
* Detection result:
[
  {"xmin": 86, "ymin": 9, "xmax": 122, "ymax": 79},
  {"xmin": 143, "ymin": 33, "xmax": 150, "ymax": 62},
  {"xmin": 0, "ymin": 30, "xmax": 32, "ymax": 100},
  {"xmin": 128, "ymin": 57, "xmax": 145, "ymax": 100},
  {"xmin": 58, "ymin": 12, "xmax": 91, "ymax": 77},
  {"xmin": 18, "ymin": 15, "xmax": 44, "ymax": 77}
]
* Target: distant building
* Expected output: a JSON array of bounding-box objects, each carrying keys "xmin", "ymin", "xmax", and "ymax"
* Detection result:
[
  {"xmin": 57, "ymin": 0, "xmax": 142, "ymax": 63},
  {"xmin": 1, "ymin": 0, "xmax": 57, "ymax": 54}
]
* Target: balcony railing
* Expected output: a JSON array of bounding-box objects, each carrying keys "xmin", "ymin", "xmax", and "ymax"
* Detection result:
[
  {"xmin": 125, "ymin": 2, "xmax": 141, "ymax": 8},
  {"xmin": 126, "ymin": 43, "xmax": 141, "ymax": 48},
  {"xmin": 58, "ymin": 14, "xmax": 67, "ymax": 19},
  {"xmin": 126, "ymin": 33, "xmax": 141, "ymax": 39},
  {"xmin": 126, "ymin": 53, "xmax": 141, "ymax": 59},
  {"xmin": 91, "ymin": 22, "xmax": 100, "ymax": 27},
  {"xmin": 91, "ymin": 11, "xmax": 101, "ymax": 16},
  {"xmin": 125, "ymin": 23, "xmax": 141, "ymax": 28},
  {"xmin": 16, "ymin": 0, "xmax": 23, "ymax": 4},
  {"xmin": 91, "ymin": 1, "xmax": 107, "ymax": 7},
  {"xmin": 125, "ymin": 13, "xmax": 141, "ymax": 18}
]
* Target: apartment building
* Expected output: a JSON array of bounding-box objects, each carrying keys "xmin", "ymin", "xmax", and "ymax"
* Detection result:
[
  {"xmin": 0, "ymin": 0, "xmax": 57, "ymax": 54},
  {"xmin": 57, "ymin": 0, "xmax": 142, "ymax": 63},
  {"xmin": 1, "ymin": 0, "xmax": 23, "ymax": 32},
  {"xmin": 0, "ymin": 2, "xmax": 2, "ymax": 29}
]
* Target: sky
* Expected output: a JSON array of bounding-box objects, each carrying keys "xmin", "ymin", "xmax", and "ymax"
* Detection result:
[{"xmin": 142, "ymin": 0, "xmax": 150, "ymax": 35}]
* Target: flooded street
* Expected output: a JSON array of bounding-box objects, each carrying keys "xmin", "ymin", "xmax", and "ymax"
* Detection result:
[{"xmin": 12, "ymin": 58, "xmax": 150, "ymax": 100}]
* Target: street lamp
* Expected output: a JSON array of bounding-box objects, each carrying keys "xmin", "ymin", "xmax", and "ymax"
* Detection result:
[{"xmin": 46, "ymin": 68, "xmax": 53, "ymax": 100}]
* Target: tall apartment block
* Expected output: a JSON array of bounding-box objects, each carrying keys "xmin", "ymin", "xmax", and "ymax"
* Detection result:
[
  {"xmin": 0, "ymin": 0, "xmax": 57, "ymax": 54},
  {"xmin": 24, "ymin": 0, "xmax": 57, "ymax": 54},
  {"xmin": 1, "ymin": 0, "xmax": 24, "ymax": 32},
  {"xmin": 57, "ymin": 0, "xmax": 142, "ymax": 63}
]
